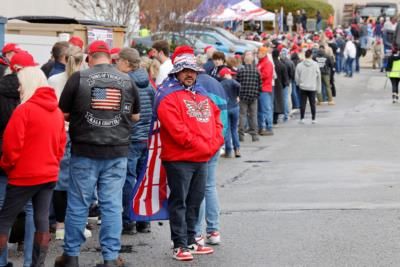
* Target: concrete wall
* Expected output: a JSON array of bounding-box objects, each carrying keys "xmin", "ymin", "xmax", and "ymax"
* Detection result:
[{"xmin": 2, "ymin": 0, "xmax": 83, "ymax": 19}]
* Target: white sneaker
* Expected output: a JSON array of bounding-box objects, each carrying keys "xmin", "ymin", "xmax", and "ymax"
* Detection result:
[
  {"xmin": 299, "ymin": 119, "xmax": 305, "ymax": 124},
  {"xmin": 55, "ymin": 228, "xmax": 64, "ymax": 240},
  {"xmin": 195, "ymin": 235, "xmax": 205, "ymax": 246},
  {"xmin": 312, "ymin": 120, "xmax": 317, "ymax": 124},
  {"xmin": 84, "ymin": 228, "xmax": 92, "ymax": 238},
  {"xmin": 206, "ymin": 231, "xmax": 221, "ymax": 245}
]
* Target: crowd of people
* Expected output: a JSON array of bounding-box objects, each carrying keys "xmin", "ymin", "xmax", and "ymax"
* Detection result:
[{"xmin": 5, "ymin": 11, "xmax": 398, "ymax": 264}]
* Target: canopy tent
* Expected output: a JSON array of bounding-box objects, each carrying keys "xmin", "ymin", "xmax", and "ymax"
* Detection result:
[
  {"xmin": 230, "ymin": 0, "xmax": 275, "ymax": 21},
  {"xmin": 206, "ymin": 8, "xmax": 241, "ymax": 22},
  {"xmin": 187, "ymin": 0, "xmax": 261, "ymax": 22}
]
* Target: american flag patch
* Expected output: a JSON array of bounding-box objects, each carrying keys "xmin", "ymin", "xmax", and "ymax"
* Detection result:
[{"xmin": 91, "ymin": 87, "xmax": 121, "ymax": 111}]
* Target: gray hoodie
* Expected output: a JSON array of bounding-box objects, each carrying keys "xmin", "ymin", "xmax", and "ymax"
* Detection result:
[{"xmin": 295, "ymin": 59, "xmax": 321, "ymax": 92}]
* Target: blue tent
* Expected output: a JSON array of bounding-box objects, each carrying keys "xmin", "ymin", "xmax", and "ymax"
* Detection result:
[{"xmin": 188, "ymin": 0, "xmax": 261, "ymax": 22}]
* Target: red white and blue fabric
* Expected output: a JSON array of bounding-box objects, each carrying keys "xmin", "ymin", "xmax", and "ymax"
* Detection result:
[
  {"xmin": 130, "ymin": 76, "xmax": 208, "ymax": 221},
  {"xmin": 169, "ymin": 54, "xmax": 203, "ymax": 74},
  {"xmin": 91, "ymin": 87, "xmax": 121, "ymax": 111}
]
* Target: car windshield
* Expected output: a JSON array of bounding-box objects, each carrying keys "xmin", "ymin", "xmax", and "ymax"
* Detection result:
[{"xmin": 214, "ymin": 27, "xmax": 239, "ymax": 41}]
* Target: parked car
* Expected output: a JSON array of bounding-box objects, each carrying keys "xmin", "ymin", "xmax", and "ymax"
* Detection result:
[
  {"xmin": 151, "ymin": 32, "xmax": 208, "ymax": 55},
  {"xmin": 132, "ymin": 36, "xmax": 152, "ymax": 48},
  {"xmin": 185, "ymin": 23, "xmax": 262, "ymax": 50},
  {"xmin": 184, "ymin": 30, "xmax": 247, "ymax": 54}
]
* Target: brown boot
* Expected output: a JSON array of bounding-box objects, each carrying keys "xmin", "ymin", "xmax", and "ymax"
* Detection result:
[
  {"xmin": 96, "ymin": 256, "xmax": 126, "ymax": 267},
  {"xmin": 54, "ymin": 254, "xmax": 79, "ymax": 267},
  {"xmin": 31, "ymin": 232, "xmax": 51, "ymax": 267}
]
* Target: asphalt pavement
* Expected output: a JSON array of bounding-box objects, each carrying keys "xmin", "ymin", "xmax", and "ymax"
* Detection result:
[{"xmin": 9, "ymin": 68, "xmax": 400, "ymax": 267}]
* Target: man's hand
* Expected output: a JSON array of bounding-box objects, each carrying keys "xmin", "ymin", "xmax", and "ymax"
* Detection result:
[{"xmin": 131, "ymin": 113, "xmax": 140, "ymax": 122}]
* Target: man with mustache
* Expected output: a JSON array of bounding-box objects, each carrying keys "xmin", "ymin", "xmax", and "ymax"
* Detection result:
[{"xmin": 155, "ymin": 45, "xmax": 224, "ymax": 261}]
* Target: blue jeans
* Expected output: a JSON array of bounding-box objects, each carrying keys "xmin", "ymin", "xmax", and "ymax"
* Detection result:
[
  {"xmin": 195, "ymin": 152, "xmax": 220, "ymax": 235},
  {"xmin": 291, "ymin": 81, "xmax": 300, "ymax": 109},
  {"xmin": 336, "ymin": 54, "xmax": 343, "ymax": 73},
  {"xmin": 346, "ymin": 58, "xmax": 355, "ymax": 77},
  {"xmin": 257, "ymin": 92, "xmax": 274, "ymax": 131},
  {"xmin": 0, "ymin": 176, "xmax": 34, "ymax": 267},
  {"xmin": 55, "ymin": 133, "xmax": 71, "ymax": 191},
  {"xmin": 282, "ymin": 86, "xmax": 289, "ymax": 120},
  {"xmin": 360, "ymin": 36, "xmax": 368, "ymax": 49},
  {"xmin": 122, "ymin": 142, "xmax": 148, "ymax": 224},
  {"xmin": 225, "ymin": 106, "xmax": 240, "ymax": 153},
  {"xmin": 64, "ymin": 155, "xmax": 127, "ymax": 261},
  {"xmin": 316, "ymin": 21, "xmax": 322, "ymax": 32}
]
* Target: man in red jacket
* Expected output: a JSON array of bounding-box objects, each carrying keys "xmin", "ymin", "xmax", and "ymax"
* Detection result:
[
  {"xmin": 155, "ymin": 46, "xmax": 224, "ymax": 261},
  {"xmin": 257, "ymin": 46, "xmax": 275, "ymax": 135}
]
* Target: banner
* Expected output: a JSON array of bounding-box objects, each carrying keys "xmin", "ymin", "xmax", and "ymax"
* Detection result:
[{"xmin": 87, "ymin": 27, "xmax": 113, "ymax": 47}]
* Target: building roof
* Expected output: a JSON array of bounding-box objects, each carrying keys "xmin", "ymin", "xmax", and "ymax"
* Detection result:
[{"xmin": 8, "ymin": 16, "xmax": 125, "ymax": 28}]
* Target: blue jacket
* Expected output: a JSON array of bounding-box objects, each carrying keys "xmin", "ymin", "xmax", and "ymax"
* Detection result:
[
  {"xmin": 197, "ymin": 73, "xmax": 228, "ymax": 138},
  {"xmin": 49, "ymin": 61, "xmax": 65, "ymax": 78},
  {"xmin": 129, "ymin": 68, "xmax": 155, "ymax": 142}
]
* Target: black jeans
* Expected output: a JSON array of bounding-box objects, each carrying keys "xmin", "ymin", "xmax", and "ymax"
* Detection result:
[
  {"xmin": 390, "ymin": 78, "xmax": 400, "ymax": 96},
  {"xmin": 300, "ymin": 89, "xmax": 316, "ymax": 120},
  {"xmin": 163, "ymin": 161, "xmax": 207, "ymax": 248},
  {"xmin": 53, "ymin": 190, "xmax": 67, "ymax": 223},
  {"xmin": 0, "ymin": 182, "xmax": 55, "ymax": 235}
]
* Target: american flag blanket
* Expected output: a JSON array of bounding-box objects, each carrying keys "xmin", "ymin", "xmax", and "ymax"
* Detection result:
[{"xmin": 130, "ymin": 77, "xmax": 208, "ymax": 221}]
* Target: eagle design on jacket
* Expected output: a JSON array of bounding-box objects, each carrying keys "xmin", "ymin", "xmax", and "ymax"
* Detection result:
[{"xmin": 183, "ymin": 99, "xmax": 211, "ymax": 123}]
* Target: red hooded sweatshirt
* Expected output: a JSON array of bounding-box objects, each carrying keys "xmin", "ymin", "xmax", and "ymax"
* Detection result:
[
  {"xmin": 257, "ymin": 56, "xmax": 274, "ymax": 93},
  {"xmin": 0, "ymin": 87, "xmax": 66, "ymax": 186},
  {"xmin": 157, "ymin": 89, "xmax": 224, "ymax": 162}
]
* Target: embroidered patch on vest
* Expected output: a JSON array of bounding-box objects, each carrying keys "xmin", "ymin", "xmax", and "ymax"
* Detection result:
[
  {"xmin": 91, "ymin": 87, "xmax": 121, "ymax": 111},
  {"xmin": 183, "ymin": 99, "xmax": 211, "ymax": 123}
]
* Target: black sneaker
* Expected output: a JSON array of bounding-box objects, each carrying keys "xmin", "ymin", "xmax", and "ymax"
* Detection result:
[
  {"xmin": 136, "ymin": 222, "xmax": 151, "ymax": 233},
  {"xmin": 54, "ymin": 254, "xmax": 79, "ymax": 267},
  {"xmin": 122, "ymin": 222, "xmax": 136, "ymax": 235},
  {"xmin": 88, "ymin": 203, "xmax": 100, "ymax": 218}
]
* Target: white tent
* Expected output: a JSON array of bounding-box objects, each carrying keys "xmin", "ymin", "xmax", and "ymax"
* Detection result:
[
  {"xmin": 207, "ymin": 8, "xmax": 241, "ymax": 22},
  {"xmin": 231, "ymin": 0, "xmax": 275, "ymax": 21}
]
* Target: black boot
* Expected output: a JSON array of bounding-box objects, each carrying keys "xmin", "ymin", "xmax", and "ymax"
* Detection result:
[
  {"xmin": 54, "ymin": 254, "xmax": 79, "ymax": 267},
  {"xmin": 31, "ymin": 232, "xmax": 50, "ymax": 267}
]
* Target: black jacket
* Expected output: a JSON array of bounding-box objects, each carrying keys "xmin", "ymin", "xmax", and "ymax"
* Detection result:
[
  {"xmin": 313, "ymin": 50, "xmax": 333, "ymax": 75},
  {"xmin": 0, "ymin": 73, "xmax": 20, "ymax": 176}
]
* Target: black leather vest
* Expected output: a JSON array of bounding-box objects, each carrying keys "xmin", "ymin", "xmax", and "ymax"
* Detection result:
[{"xmin": 69, "ymin": 64, "xmax": 135, "ymax": 147}]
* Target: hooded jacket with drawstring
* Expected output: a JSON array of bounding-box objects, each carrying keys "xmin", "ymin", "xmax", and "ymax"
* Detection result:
[
  {"xmin": 295, "ymin": 59, "xmax": 322, "ymax": 93},
  {"xmin": 0, "ymin": 87, "xmax": 66, "ymax": 186}
]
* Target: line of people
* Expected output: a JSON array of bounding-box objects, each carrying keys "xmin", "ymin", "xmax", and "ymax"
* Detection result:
[{"xmin": 0, "ymin": 28, "xmax": 341, "ymax": 266}]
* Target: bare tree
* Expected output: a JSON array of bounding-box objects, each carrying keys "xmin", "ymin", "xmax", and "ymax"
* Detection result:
[
  {"xmin": 141, "ymin": 0, "xmax": 201, "ymax": 32},
  {"xmin": 68, "ymin": 0, "xmax": 142, "ymax": 43}
]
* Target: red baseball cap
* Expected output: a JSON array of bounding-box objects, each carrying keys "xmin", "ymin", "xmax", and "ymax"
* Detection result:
[
  {"xmin": 219, "ymin": 67, "xmax": 236, "ymax": 77},
  {"xmin": 69, "ymin": 36, "xmax": 84, "ymax": 49},
  {"xmin": 10, "ymin": 51, "xmax": 38, "ymax": 73},
  {"xmin": 204, "ymin": 45, "xmax": 214, "ymax": 53},
  {"xmin": 171, "ymin": 45, "xmax": 194, "ymax": 64},
  {"xmin": 88, "ymin": 40, "xmax": 110, "ymax": 55},
  {"xmin": 2, "ymin": 43, "xmax": 22, "ymax": 55},
  {"xmin": 110, "ymin": 47, "xmax": 121, "ymax": 55}
]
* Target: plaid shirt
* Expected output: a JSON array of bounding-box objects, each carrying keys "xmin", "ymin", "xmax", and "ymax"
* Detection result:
[{"xmin": 236, "ymin": 64, "xmax": 261, "ymax": 102}]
